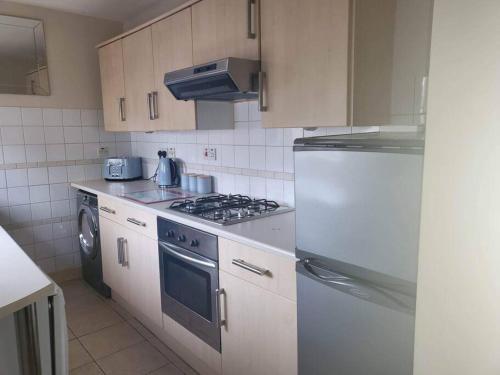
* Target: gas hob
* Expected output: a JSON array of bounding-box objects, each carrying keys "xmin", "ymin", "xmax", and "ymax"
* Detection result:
[{"xmin": 168, "ymin": 194, "xmax": 292, "ymax": 225}]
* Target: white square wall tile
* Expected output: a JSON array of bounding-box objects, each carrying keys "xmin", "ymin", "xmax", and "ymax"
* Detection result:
[
  {"xmin": 46, "ymin": 144, "xmax": 66, "ymax": 161},
  {"xmin": 8, "ymin": 186, "xmax": 30, "ymax": 205},
  {"xmin": 42, "ymin": 108, "xmax": 62, "ymax": 126},
  {"xmin": 234, "ymin": 175, "xmax": 250, "ymax": 195},
  {"xmin": 266, "ymin": 128, "xmax": 284, "ymax": 146},
  {"xmin": 0, "ymin": 189, "xmax": 8, "ymax": 207},
  {"xmin": 21, "ymin": 108, "xmax": 43, "ymax": 126},
  {"xmin": 84, "ymin": 164, "xmax": 102, "ymax": 180},
  {"xmin": 82, "ymin": 126, "xmax": 100, "ymax": 143},
  {"xmin": 1, "ymin": 127, "xmax": 24, "ymax": 144},
  {"xmin": 115, "ymin": 132, "xmax": 131, "ymax": 142},
  {"xmin": 83, "ymin": 143, "xmax": 99, "ymax": 160},
  {"xmin": 55, "ymin": 254, "xmax": 75, "ymax": 271},
  {"xmin": 23, "ymin": 127, "xmax": 45, "ymax": 144},
  {"xmin": 3, "ymin": 145, "xmax": 26, "ymax": 163},
  {"xmin": 49, "ymin": 183, "xmax": 69, "ymax": 201},
  {"xmin": 249, "ymin": 176, "xmax": 266, "ymax": 198},
  {"xmin": 0, "ymin": 147, "xmax": 3, "ymax": 164},
  {"xmin": 6, "ymin": 169, "xmax": 28, "ymax": 187},
  {"xmin": 249, "ymin": 101, "xmax": 261, "ymax": 121},
  {"xmin": 249, "ymin": 126, "xmax": 266, "ymax": 146},
  {"xmin": 220, "ymin": 145, "xmax": 235, "ymax": 167},
  {"xmin": 283, "ymin": 181, "xmax": 295, "ymax": 207},
  {"xmin": 266, "ymin": 178, "xmax": 284, "ymax": 203},
  {"xmin": 0, "ymin": 206, "xmax": 10, "ymax": 225},
  {"xmin": 26, "ymin": 145, "xmax": 47, "ymax": 163},
  {"xmin": 0, "ymin": 171, "xmax": 5, "ymax": 188},
  {"xmin": 52, "ymin": 221, "xmax": 72, "ymax": 239},
  {"xmin": 99, "ymin": 127, "xmax": 115, "ymax": 142},
  {"xmin": 249, "ymin": 146, "xmax": 266, "ymax": 170},
  {"xmin": 63, "ymin": 127, "xmax": 82, "ymax": 143},
  {"xmin": 284, "ymin": 128, "xmax": 304, "ymax": 146},
  {"xmin": 234, "ymin": 102, "xmax": 249, "ymax": 122},
  {"xmin": 9, "ymin": 205, "xmax": 32, "ymax": 223},
  {"xmin": 31, "ymin": 202, "xmax": 52, "ymax": 221},
  {"xmin": 48, "ymin": 166, "xmax": 68, "ymax": 183},
  {"xmin": 62, "ymin": 109, "xmax": 81, "ymax": 126},
  {"xmin": 81, "ymin": 109, "xmax": 98, "ymax": 126},
  {"xmin": 51, "ymin": 200, "xmax": 70, "ymax": 218},
  {"xmin": 0, "ymin": 107, "xmax": 22, "ymax": 126},
  {"xmin": 29, "ymin": 185, "xmax": 50, "ymax": 203},
  {"xmin": 44, "ymin": 127, "xmax": 64, "ymax": 144},
  {"xmin": 116, "ymin": 142, "xmax": 132, "ymax": 157},
  {"xmin": 234, "ymin": 146, "xmax": 250, "ymax": 169},
  {"xmin": 65, "ymin": 144, "xmax": 83, "ymax": 160},
  {"xmin": 284, "ymin": 147, "xmax": 294, "ymax": 173},
  {"xmin": 28, "ymin": 168, "xmax": 48, "ymax": 185},
  {"xmin": 67, "ymin": 165, "xmax": 85, "ymax": 182},
  {"xmin": 33, "ymin": 223, "xmax": 53, "ymax": 242},
  {"xmin": 233, "ymin": 122, "xmax": 249, "ymax": 145},
  {"xmin": 265, "ymin": 147, "xmax": 284, "ymax": 172},
  {"xmin": 35, "ymin": 241, "xmax": 55, "ymax": 259}
]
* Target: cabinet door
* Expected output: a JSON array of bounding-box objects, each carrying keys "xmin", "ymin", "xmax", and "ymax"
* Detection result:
[
  {"xmin": 260, "ymin": 0, "xmax": 350, "ymax": 128},
  {"xmin": 99, "ymin": 216, "xmax": 128, "ymax": 300},
  {"xmin": 220, "ymin": 270, "xmax": 297, "ymax": 375},
  {"xmin": 351, "ymin": 0, "xmax": 433, "ymax": 126},
  {"xmin": 127, "ymin": 230, "xmax": 162, "ymax": 327},
  {"xmin": 98, "ymin": 40, "xmax": 127, "ymax": 132},
  {"xmin": 152, "ymin": 8, "xmax": 196, "ymax": 131},
  {"xmin": 122, "ymin": 27, "xmax": 156, "ymax": 132},
  {"xmin": 192, "ymin": 0, "xmax": 259, "ymax": 64}
]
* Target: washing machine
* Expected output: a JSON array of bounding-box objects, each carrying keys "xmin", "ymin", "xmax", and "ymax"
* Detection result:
[{"xmin": 77, "ymin": 190, "xmax": 111, "ymax": 298}]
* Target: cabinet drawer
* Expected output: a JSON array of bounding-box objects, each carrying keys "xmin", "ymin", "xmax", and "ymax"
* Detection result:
[
  {"xmin": 219, "ymin": 238, "xmax": 296, "ymax": 301},
  {"xmin": 98, "ymin": 194, "xmax": 157, "ymax": 239}
]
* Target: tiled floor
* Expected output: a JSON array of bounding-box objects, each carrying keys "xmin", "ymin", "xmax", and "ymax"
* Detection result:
[{"xmin": 61, "ymin": 279, "xmax": 198, "ymax": 375}]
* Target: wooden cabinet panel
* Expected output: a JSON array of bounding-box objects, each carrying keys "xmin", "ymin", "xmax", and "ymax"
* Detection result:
[
  {"xmin": 152, "ymin": 8, "xmax": 196, "ymax": 131},
  {"xmin": 260, "ymin": 0, "xmax": 350, "ymax": 128},
  {"xmin": 192, "ymin": 0, "xmax": 259, "ymax": 65},
  {"xmin": 220, "ymin": 270, "xmax": 297, "ymax": 375},
  {"xmin": 122, "ymin": 27, "xmax": 156, "ymax": 131},
  {"xmin": 98, "ymin": 40, "xmax": 127, "ymax": 132},
  {"xmin": 219, "ymin": 238, "xmax": 296, "ymax": 301}
]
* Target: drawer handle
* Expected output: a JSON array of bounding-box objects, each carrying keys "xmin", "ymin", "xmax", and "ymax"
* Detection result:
[
  {"xmin": 127, "ymin": 217, "xmax": 146, "ymax": 227},
  {"xmin": 232, "ymin": 259, "xmax": 270, "ymax": 276},
  {"xmin": 100, "ymin": 206, "xmax": 116, "ymax": 214}
]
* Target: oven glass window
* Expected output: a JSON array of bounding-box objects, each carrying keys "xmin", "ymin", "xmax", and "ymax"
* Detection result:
[{"xmin": 163, "ymin": 253, "xmax": 212, "ymax": 321}]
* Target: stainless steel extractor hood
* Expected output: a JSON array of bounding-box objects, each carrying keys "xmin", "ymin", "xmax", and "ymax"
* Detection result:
[{"xmin": 164, "ymin": 57, "xmax": 260, "ymax": 101}]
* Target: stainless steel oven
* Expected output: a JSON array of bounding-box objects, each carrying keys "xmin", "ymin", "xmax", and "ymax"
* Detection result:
[{"xmin": 158, "ymin": 217, "xmax": 222, "ymax": 352}]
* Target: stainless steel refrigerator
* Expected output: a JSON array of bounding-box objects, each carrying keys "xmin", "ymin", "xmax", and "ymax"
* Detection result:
[{"xmin": 294, "ymin": 132, "xmax": 424, "ymax": 375}]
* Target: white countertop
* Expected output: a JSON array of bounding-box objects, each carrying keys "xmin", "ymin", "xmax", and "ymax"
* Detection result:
[
  {"xmin": 71, "ymin": 180, "xmax": 296, "ymax": 258},
  {"xmin": 0, "ymin": 227, "xmax": 54, "ymax": 319}
]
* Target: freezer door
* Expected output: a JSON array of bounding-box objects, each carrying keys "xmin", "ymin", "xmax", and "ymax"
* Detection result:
[
  {"xmin": 295, "ymin": 149, "xmax": 423, "ymax": 282},
  {"xmin": 297, "ymin": 260, "xmax": 415, "ymax": 375}
]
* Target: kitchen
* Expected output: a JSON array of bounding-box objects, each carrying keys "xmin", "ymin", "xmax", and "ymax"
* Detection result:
[{"xmin": 0, "ymin": 0, "xmax": 498, "ymax": 374}]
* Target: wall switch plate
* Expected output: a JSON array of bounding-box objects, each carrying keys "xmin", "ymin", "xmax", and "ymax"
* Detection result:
[
  {"xmin": 203, "ymin": 147, "xmax": 217, "ymax": 161},
  {"xmin": 98, "ymin": 147, "xmax": 109, "ymax": 158},
  {"xmin": 167, "ymin": 147, "xmax": 176, "ymax": 158}
]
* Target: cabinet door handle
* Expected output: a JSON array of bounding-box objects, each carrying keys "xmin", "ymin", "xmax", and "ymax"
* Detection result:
[
  {"xmin": 119, "ymin": 97, "xmax": 126, "ymax": 121},
  {"xmin": 147, "ymin": 92, "xmax": 154, "ymax": 120},
  {"xmin": 127, "ymin": 217, "xmax": 146, "ymax": 227},
  {"xmin": 216, "ymin": 288, "xmax": 226, "ymax": 328},
  {"xmin": 121, "ymin": 238, "xmax": 128, "ymax": 267},
  {"xmin": 117, "ymin": 237, "xmax": 124, "ymax": 265},
  {"xmin": 152, "ymin": 91, "xmax": 159, "ymax": 120},
  {"xmin": 100, "ymin": 206, "xmax": 116, "ymax": 214},
  {"xmin": 258, "ymin": 71, "xmax": 267, "ymax": 112},
  {"xmin": 232, "ymin": 259, "xmax": 270, "ymax": 276},
  {"xmin": 247, "ymin": 0, "xmax": 257, "ymax": 39}
]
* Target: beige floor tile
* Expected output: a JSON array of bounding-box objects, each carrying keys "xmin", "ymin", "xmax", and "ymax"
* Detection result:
[
  {"xmin": 67, "ymin": 300, "xmax": 123, "ymax": 337},
  {"xmin": 66, "ymin": 292, "xmax": 105, "ymax": 309},
  {"xmin": 70, "ymin": 362, "xmax": 104, "ymax": 375},
  {"xmin": 169, "ymin": 361, "xmax": 198, "ymax": 375},
  {"xmin": 69, "ymin": 339, "xmax": 93, "ymax": 370},
  {"xmin": 128, "ymin": 318, "xmax": 155, "ymax": 339},
  {"xmin": 148, "ymin": 364, "xmax": 184, "ymax": 375},
  {"xmin": 79, "ymin": 321, "xmax": 145, "ymax": 360},
  {"xmin": 68, "ymin": 326, "xmax": 75, "ymax": 340},
  {"xmin": 97, "ymin": 341, "xmax": 169, "ymax": 375},
  {"xmin": 61, "ymin": 279, "xmax": 94, "ymax": 301},
  {"xmin": 146, "ymin": 337, "xmax": 198, "ymax": 375}
]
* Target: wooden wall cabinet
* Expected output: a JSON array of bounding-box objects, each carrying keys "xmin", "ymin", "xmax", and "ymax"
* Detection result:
[
  {"xmin": 98, "ymin": 40, "xmax": 127, "ymax": 132},
  {"xmin": 260, "ymin": 0, "xmax": 351, "ymax": 128},
  {"xmin": 192, "ymin": 0, "xmax": 259, "ymax": 64}
]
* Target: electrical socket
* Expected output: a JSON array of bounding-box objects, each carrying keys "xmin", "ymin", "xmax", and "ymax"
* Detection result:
[
  {"xmin": 167, "ymin": 147, "xmax": 176, "ymax": 158},
  {"xmin": 203, "ymin": 147, "xmax": 217, "ymax": 161},
  {"xmin": 98, "ymin": 147, "xmax": 109, "ymax": 158}
]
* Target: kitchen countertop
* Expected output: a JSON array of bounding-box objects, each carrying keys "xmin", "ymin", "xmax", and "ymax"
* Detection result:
[
  {"xmin": 71, "ymin": 179, "xmax": 296, "ymax": 258},
  {"xmin": 0, "ymin": 227, "xmax": 55, "ymax": 319}
]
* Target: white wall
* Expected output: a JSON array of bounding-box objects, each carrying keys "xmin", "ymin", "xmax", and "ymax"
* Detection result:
[{"xmin": 414, "ymin": 0, "xmax": 500, "ymax": 373}]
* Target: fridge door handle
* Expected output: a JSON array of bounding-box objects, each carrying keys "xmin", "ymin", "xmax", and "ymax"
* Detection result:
[{"xmin": 301, "ymin": 259, "xmax": 415, "ymax": 313}]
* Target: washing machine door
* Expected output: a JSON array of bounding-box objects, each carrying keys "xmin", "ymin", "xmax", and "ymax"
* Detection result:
[{"xmin": 78, "ymin": 205, "xmax": 98, "ymax": 260}]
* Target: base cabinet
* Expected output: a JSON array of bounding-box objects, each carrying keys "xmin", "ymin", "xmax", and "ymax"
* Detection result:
[
  {"xmin": 99, "ymin": 216, "xmax": 162, "ymax": 327},
  {"xmin": 219, "ymin": 270, "xmax": 297, "ymax": 375}
]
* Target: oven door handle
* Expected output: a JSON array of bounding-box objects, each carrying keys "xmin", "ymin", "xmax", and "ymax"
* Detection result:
[{"xmin": 159, "ymin": 242, "xmax": 216, "ymax": 269}]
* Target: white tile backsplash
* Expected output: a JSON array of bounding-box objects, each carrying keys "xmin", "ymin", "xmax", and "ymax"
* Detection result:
[
  {"xmin": 0, "ymin": 107, "xmax": 22, "ymax": 126},
  {"xmin": 21, "ymin": 108, "xmax": 43, "ymax": 126}
]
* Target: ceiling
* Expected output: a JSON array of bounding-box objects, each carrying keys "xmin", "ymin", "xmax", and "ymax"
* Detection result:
[{"xmin": 5, "ymin": 0, "xmax": 181, "ymax": 23}]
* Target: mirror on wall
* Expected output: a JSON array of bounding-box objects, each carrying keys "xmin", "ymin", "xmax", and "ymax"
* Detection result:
[{"xmin": 0, "ymin": 14, "xmax": 50, "ymax": 96}]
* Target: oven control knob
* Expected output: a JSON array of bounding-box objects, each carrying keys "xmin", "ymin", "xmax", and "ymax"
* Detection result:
[
  {"xmin": 190, "ymin": 240, "xmax": 199, "ymax": 247},
  {"xmin": 178, "ymin": 235, "xmax": 186, "ymax": 242},
  {"xmin": 166, "ymin": 230, "xmax": 175, "ymax": 238}
]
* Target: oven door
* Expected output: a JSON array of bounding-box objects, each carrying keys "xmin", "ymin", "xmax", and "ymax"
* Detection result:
[{"xmin": 159, "ymin": 241, "xmax": 221, "ymax": 352}]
